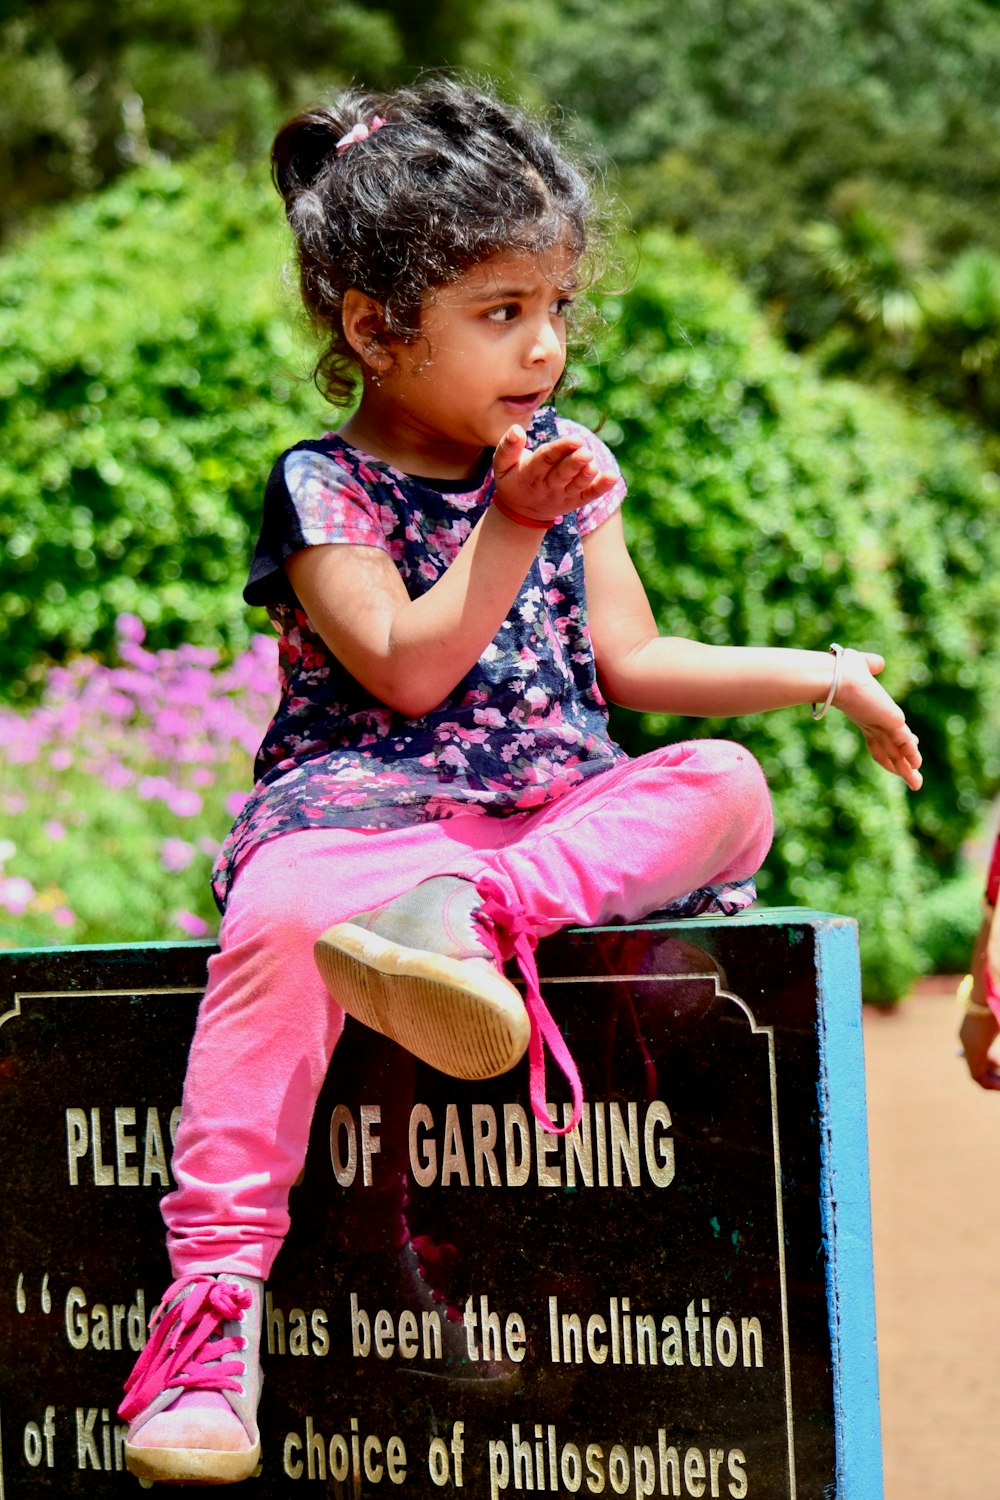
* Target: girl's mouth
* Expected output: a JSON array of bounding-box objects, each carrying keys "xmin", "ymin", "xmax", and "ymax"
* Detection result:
[{"xmin": 501, "ymin": 391, "xmax": 545, "ymax": 412}]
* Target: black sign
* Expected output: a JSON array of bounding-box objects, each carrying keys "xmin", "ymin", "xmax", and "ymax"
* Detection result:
[{"xmin": 0, "ymin": 912, "xmax": 878, "ymax": 1497}]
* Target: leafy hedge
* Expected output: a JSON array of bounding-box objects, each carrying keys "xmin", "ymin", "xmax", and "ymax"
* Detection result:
[
  {"xmin": 0, "ymin": 152, "xmax": 324, "ymax": 691},
  {"xmin": 564, "ymin": 235, "xmax": 1000, "ymax": 995},
  {"xmin": 2, "ymin": 163, "xmax": 997, "ymax": 993}
]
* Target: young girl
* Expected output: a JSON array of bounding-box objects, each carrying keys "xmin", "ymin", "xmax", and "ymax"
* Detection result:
[{"xmin": 118, "ymin": 78, "xmax": 922, "ymax": 1485}]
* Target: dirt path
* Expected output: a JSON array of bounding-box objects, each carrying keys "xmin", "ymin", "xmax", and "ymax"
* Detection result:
[{"xmin": 863, "ymin": 978, "xmax": 1000, "ymax": 1500}]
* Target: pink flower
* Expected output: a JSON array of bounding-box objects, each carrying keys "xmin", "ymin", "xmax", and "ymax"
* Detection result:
[
  {"xmin": 0, "ymin": 876, "xmax": 34, "ymax": 914},
  {"xmin": 43, "ymin": 821, "xmax": 66, "ymax": 842},
  {"xmin": 116, "ymin": 613, "xmax": 146, "ymax": 645},
  {"xmin": 174, "ymin": 910, "xmax": 211, "ymax": 937},
  {"xmin": 52, "ymin": 907, "xmax": 76, "ymax": 928},
  {"xmin": 474, "ymin": 707, "xmax": 505, "ymax": 728},
  {"xmin": 224, "ymin": 790, "xmax": 250, "ymax": 817},
  {"xmin": 166, "ymin": 788, "xmax": 202, "ymax": 818},
  {"xmin": 160, "ymin": 837, "xmax": 196, "ymax": 873},
  {"xmin": 438, "ymin": 745, "xmax": 469, "ymax": 769},
  {"xmin": 103, "ymin": 761, "xmax": 135, "ymax": 790},
  {"xmin": 138, "ymin": 775, "xmax": 172, "ymax": 802}
]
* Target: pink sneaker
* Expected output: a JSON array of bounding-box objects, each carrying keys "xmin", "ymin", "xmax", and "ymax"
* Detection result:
[
  {"xmin": 315, "ymin": 875, "xmax": 530, "ymax": 1081},
  {"xmin": 316, "ymin": 873, "xmax": 584, "ymax": 1134},
  {"xmin": 120, "ymin": 1273, "xmax": 262, "ymax": 1485}
]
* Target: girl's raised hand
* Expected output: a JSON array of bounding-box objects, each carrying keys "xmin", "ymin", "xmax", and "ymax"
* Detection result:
[
  {"xmin": 493, "ymin": 425, "xmax": 618, "ymax": 526},
  {"xmin": 833, "ymin": 649, "xmax": 923, "ymax": 791}
]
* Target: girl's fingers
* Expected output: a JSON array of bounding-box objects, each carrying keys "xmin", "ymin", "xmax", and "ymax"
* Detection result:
[
  {"xmin": 842, "ymin": 663, "xmax": 921, "ymax": 788},
  {"xmin": 515, "ymin": 441, "xmax": 616, "ymax": 512},
  {"xmin": 494, "ymin": 424, "xmax": 528, "ymax": 479},
  {"xmin": 577, "ymin": 472, "xmax": 618, "ymax": 503},
  {"xmin": 555, "ymin": 453, "xmax": 600, "ymax": 486},
  {"xmin": 896, "ymin": 756, "xmax": 923, "ymax": 789},
  {"xmin": 865, "ymin": 732, "xmax": 923, "ymax": 789},
  {"xmin": 534, "ymin": 438, "xmax": 614, "ymax": 487},
  {"xmin": 534, "ymin": 437, "xmax": 587, "ymax": 468},
  {"xmin": 522, "ymin": 441, "xmax": 589, "ymax": 489}
]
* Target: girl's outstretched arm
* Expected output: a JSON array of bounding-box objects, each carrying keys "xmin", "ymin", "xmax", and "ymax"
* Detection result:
[
  {"xmin": 583, "ymin": 511, "xmax": 923, "ymax": 790},
  {"xmin": 285, "ymin": 428, "xmax": 617, "ymax": 719}
]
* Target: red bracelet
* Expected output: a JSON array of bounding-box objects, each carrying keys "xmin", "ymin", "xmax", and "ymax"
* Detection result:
[{"xmin": 491, "ymin": 493, "xmax": 550, "ymax": 530}]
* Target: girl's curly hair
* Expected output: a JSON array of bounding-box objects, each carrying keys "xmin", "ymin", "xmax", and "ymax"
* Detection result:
[{"xmin": 271, "ymin": 77, "xmax": 601, "ymax": 406}]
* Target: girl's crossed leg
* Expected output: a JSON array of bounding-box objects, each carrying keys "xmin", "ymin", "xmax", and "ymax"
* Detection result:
[
  {"xmin": 122, "ymin": 740, "xmax": 770, "ymax": 1482},
  {"xmin": 164, "ymin": 737, "xmax": 771, "ymax": 1279}
]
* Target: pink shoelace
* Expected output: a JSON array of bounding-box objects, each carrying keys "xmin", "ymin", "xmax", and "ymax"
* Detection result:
[
  {"xmin": 118, "ymin": 1275, "xmax": 252, "ymax": 1423},
  {"xmin": 475, "ymin": 874, "xmax": 583, "ymax": 1136}
]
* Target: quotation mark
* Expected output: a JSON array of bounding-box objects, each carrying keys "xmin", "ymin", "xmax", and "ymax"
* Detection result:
[{"xmin": 15, "ymin": 1272, "xmax": 51, "ymax": 1313}]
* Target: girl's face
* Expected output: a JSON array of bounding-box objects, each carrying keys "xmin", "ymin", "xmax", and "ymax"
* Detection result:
[{"xmin": 368, "ymin": 246, "xmax": 577, "ymax": 476}]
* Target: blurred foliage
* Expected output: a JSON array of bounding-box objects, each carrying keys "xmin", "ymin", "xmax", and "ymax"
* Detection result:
[
  {"xmin": 629, "ymin": 140, "xmax": 1000, "ymax": 422},
  {"xmin": 2, "ymin": 154, "xmax": 998, "ymax": 992},
  {"xmin": 0, "ymin": 152, "xmax": 325, "ymax": 687},
  {"xmin": 494, "ymin": 0, "xmax": 1000, "ymax": 163},
  {"xmin": 496, "ymin": 1, "xmax": 1000, "ymax": 432},
  {"xmin": 0, "ymin": 0, "xmax": 503, "ymax": 238},
  {"xmin": 917, "ymin": 862, "xmax": 986, "ymax": 977},
  {"xmin": 564, "ymin": 233, "xmax": 1000, "ymax": 998}
]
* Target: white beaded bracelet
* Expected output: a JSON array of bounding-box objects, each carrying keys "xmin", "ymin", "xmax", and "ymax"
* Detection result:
[{"xmin": 811, "ymin": 642, "xmax": 844, "ymax": 721}]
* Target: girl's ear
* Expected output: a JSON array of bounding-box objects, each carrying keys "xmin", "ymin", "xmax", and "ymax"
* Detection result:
[{"xmin": 342, "ymin": 289, "xmax": 392, "ymax": 374}]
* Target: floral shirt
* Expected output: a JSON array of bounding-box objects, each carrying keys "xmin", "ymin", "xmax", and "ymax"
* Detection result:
[{"xmin": 211, "ymin": 409, "xmax": 628, "ymax": 909}]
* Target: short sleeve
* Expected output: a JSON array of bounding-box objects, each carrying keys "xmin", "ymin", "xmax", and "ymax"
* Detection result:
[
  {"xmin": 244, "ymin": 444, "xmax": 391, "ymax": 606},
  {"xmin": 554, "ymin": 416, "xmax": 627, "ymax": 536}
]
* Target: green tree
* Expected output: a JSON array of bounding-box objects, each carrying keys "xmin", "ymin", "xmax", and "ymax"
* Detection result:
[
  {"xmin": 915, "ymin": 249, "xmax": 1000, "ymax": 422},
  {"xmin": 0, "ymin": 0, "xmax": 492, "ymax": 238},
  {"xmin": 494, "ymin": 0, "xmax": 1000, "ymax": 427}
]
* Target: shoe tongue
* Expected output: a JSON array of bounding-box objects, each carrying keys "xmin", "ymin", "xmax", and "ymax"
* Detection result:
[{"xmin": 167, "ymin": 1389, "xmax": 231, "ymax": 1414}]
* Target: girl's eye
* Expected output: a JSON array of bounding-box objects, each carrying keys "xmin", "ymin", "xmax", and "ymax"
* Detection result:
[
  {"xmin": 486, "ymin": 304, "xmax": 519, "ymax": 324},
  {"xmin": 552, "ymin": 297, "xmax": 575, "ymax": 317}
]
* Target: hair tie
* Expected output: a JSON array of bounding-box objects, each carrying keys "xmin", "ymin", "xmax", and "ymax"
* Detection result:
[{"xmin": 336, "ymin": 116, "xmax": 386, "ymax": 154}]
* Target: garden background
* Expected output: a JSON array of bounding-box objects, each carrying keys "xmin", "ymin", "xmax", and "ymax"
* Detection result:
[{"xmin": 2, "ymin": 0, "xmax": 999, "ymax": 999}]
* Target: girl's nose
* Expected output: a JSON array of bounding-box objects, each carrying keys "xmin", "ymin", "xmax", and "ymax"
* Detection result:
[{"xmin": 527, "ymin": 318, "xmax": 563, "ymax": 364}]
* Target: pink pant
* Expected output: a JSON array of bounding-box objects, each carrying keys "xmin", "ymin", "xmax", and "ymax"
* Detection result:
[{"xmin": 163, "ymin": 739, "xmax": 772, "ymax": 1278}]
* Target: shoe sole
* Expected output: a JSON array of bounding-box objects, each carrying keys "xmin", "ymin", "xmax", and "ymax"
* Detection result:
[
  {"xmin": 315, "ymin": 924, "xmax": 530, "ymax": 1079},
  {"xmin": 124, "ymin": 1438, "xmax": 260, "ymax": 1484}
]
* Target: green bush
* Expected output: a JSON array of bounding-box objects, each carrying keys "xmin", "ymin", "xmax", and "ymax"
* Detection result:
[
  {"xmin": 564, "ymin": 232, "xmax": 1000, "ymax": 998},
  {"xmin": 916, "ymin": 866, "xmax": 985, "ymax": 978},
  {"xmin": 0, "ymin": 151, "xmax": 325, "ymax": 693}
]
